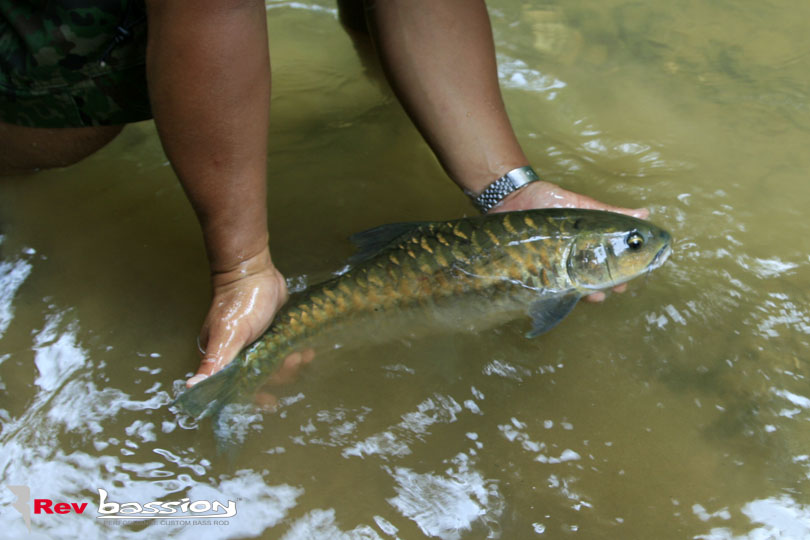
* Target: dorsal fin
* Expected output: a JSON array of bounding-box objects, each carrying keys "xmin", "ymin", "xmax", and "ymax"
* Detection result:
[{"xmin": 348, "ymin": 221, "xmax": 428, "ymax": 265}]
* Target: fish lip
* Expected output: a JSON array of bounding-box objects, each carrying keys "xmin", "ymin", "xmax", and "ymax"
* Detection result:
[{"xmin": 648, "ymin": 242, "xmax": 672, "ymax": 271}]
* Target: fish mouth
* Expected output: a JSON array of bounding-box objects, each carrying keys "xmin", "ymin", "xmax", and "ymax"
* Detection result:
[{"xmin": 648, "ymin": 242, "xmax": 672, "ymax": 272}]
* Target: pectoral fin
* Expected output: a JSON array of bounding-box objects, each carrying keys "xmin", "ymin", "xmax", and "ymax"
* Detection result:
[{"xmin": 526, "ymin": 292, "xmax": 581, "ymax": 338}]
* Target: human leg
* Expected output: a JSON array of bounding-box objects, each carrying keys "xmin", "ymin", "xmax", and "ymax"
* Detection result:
[
  {"xmin": 0, "ymin": 121, "xmax": 124, "ymax": 175},
  {"xmin": 0, "ymin": 0, "xmax": 147, "ymax": 174}
]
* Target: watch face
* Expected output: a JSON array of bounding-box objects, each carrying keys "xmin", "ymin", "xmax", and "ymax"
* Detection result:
[{"xmin": 505, "ymin": 167, "xmax": 539, "ymax": 188}]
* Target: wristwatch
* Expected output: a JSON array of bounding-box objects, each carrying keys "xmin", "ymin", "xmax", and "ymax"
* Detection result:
[{"xmin": 471, "ymin": 166, "xmax": 540, "ymax": 213}]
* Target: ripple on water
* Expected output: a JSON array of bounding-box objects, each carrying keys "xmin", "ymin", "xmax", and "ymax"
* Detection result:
[
  {"xmin": 386, "ymin": 453, "xmax": 504, "ymax": 540},
  {"xmin": 0, "ymin": 247, "xmax": 32, "ymax": 338}
]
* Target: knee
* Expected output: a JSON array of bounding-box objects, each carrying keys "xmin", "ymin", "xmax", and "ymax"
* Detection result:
[{"xmin": 0, "ymin": 122, "xmax": 124, "ymax": 175}]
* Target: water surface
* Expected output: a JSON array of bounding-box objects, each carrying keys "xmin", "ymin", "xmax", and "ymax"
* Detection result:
[{"xmin": 2, "ymin": 0, "xmax": 810, "ymax": 538}]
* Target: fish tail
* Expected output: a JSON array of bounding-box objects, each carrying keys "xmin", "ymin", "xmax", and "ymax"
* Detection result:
[{"xmin": 172, "ymin": 361, "xmax": 244, "ymax": 419}]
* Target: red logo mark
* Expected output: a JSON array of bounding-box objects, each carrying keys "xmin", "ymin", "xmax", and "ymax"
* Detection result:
[{"xmin": 33, "ymin": 499, "xmax": 88, "ymax": 515}]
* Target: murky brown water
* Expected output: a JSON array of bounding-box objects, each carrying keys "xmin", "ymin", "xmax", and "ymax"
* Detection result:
[{"xmin": 2, "ymin": 0, "xmax": 810, "ymax": 538}]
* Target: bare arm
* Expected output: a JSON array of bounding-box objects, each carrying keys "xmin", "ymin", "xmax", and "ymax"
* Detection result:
[
  {"xmin": 146, "ymin": 0, "xmax": 269, "ymax": 268},
  {"xmin": 366, "ymin": 0, "xmax": 526, "ymax": 192},
  {"xmin": 145, "ymin": 0, "xmax": 287, "ymax": 385},
  {"xmin": 366, "ymin": 0, "xmax": 647, "ymax": 301}
]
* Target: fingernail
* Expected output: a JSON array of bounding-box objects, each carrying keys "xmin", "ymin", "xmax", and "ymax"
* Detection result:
[{"xmin": 187, "ymin": 374, "xmax": 209, "ymax": 387}]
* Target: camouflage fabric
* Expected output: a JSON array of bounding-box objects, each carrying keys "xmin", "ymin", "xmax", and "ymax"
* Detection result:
[{"xmin": 0, "ymin": 0, "xmax": 151, "ymax": 127}]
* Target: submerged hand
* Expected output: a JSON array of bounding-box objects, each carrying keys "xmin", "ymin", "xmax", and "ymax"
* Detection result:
[
  {"xmin": 187, "ymin": 247, "xmax": 288, "ymax": 388},
  {"xmin": 253, "ymin": 348, "xmax": 316, "ymax": 411},
  {"xmin": 490, "ymin": 180, "xmax": 650, "ymax": 302}
]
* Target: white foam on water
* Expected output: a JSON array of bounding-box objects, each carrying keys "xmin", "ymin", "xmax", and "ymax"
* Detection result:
[
  {"xmin": 387, "ymin": 453, "xmax": 503, "ymax": 540},
  {"xmin": 282, "ymin": 508, "xmax": 382, "ymax": 540},
  {"xmin": 0, "ymin": 256, "xmax": 32, "ymax": 338}
]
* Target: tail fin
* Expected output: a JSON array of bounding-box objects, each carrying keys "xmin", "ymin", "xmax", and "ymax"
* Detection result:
[{"xmin": 172, "ymin": 362, "xmax": 243, "ymax": 419}]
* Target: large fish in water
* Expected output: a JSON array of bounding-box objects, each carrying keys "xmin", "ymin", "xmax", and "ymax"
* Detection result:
[{"xmin": 175, "ymin": 208, "xmax": 671, "ymax": 418}]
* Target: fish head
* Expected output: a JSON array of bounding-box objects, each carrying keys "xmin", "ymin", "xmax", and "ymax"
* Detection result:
[{"xmin": 565, "ymin": 210, "xmax": 671, "ymax": 290}]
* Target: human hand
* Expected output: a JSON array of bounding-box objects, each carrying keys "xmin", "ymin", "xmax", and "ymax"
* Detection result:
[
  {"xmin": 186, "ymin": 246, "xmax": 289, "ymax": 388},
  {"xmin": 253, "ymin": 348, "xmax": 316, "ymax": 411},
  {"xmin": 490, "ymin": 180, "xmax": 650, "ymax": 302}
]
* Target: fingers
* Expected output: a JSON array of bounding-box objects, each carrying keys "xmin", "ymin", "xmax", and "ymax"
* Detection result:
[
  {"xmin": 583, "ymin": 282, "xmax": 629, "ymax": 303},
  {"xmin": 266, "ymin": 348, "xmax": 315, "ymax": 386},
  {"xmin": 551, "ymin": 187, "xmax": 648, "ymax": 220},
  {"xmin": 591, "ymin": 201, "xmax": 648, "ymax": 220},
  {"xmin": 254, "ymin": 391, "xmax": 278, "ymax": 411},
  {"xmin": 186, "ymin": 323, "xmax": 244, "ymax": 388},
  {"xmin": 620, "ymin": 206, "xmax": 649, "ymax": 220},
  {"xmin": 584, "ymin": 291, "xmax": 606, "ymax": 303},
  {"xmin": 253, "ymin": 349, "xmax": 316, "ymax": 412},
  {"xmin": 493, "ymin": 180, "xmax": 649, "ymax": 220},
  {"xmin": 186, "ymin": 373, "xmax": 210, "ymax": 387}
]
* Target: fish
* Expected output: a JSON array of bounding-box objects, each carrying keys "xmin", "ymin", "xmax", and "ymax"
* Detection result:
[{"xmin": 174, "ymin": 208, "xmax": 671, "ymax": 418}]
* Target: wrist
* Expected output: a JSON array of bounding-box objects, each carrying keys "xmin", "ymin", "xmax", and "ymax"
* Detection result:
[
  {"xmin": 488, "ymin": 180, "xmax": 545, "ymax": 213},
  {"xmin": 466, "ymin": 165, "xmax": 540, "ymax": 213},
  {"xmin": 201, "ymin": 218, "xmax": 269, "ymax": 273},
  {"xmin": 209, "ymin": 245, "xmax": 289, "ymax": 307},
  {"xmin": 209, "ymin": 241, "xmax": 276, "ymax": 286}
]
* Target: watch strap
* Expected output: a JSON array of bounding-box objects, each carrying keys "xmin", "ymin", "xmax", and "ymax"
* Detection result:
[{"xmin": 471, "ymin": 166, "xmax": 540, "ymax": 213}]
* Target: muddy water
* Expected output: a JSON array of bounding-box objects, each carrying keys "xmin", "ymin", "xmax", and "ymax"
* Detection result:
[{"xmin": 2, "ymin": 0, "xmax": 810, "ymax": 538}]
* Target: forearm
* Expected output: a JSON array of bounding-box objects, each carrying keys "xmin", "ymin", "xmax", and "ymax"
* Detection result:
[
  {"xmin": 145, "ymin": 0, "xmax": 271, "ymax": 271},
  {"xmin": 367, "ymin": 0, "xmax": 528, "ymax": 194}
]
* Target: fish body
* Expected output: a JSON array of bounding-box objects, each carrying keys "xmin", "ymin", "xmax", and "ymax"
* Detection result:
[{"xmin": 175, "ymin": 208, "xmax": 671, "ymax": 418}]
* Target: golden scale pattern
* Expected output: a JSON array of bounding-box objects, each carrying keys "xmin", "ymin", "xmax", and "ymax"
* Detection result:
[{"xmin": 244, "ymin": 213, "xmax": 573, "ymax": 365}]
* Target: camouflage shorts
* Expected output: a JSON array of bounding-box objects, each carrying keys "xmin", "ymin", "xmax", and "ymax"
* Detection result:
[{"xmin": 0, "ymin": 0, "xmax": 152, "ymax": 128}]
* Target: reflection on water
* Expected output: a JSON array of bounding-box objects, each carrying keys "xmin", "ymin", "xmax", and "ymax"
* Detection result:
[
  {"xmin": 387, "ymin": 457, "xmax": 503, "ymax": 540},
  {"xmin": 0, "ymin": 240, "xmax": 32, "ymax": 339},
  {"xmin": 696, "ymin": 496, "xmax": 810, "ymax": 540},
  {"xmin": 2, "ymin": 0, "xmax": 810, "ymax": 538}
]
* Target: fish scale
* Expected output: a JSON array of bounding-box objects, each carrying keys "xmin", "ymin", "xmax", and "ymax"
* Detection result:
[
  {"xmin": 175, "ymin": 208, "xmax": 671, "ymax": 419},
  {"xmin": 248, "ymin": 218, "xmax": 548, "ymax": 367},
  {"xmin": 294, "ymin": 217, "xmax": 560, "ymax": 332}
]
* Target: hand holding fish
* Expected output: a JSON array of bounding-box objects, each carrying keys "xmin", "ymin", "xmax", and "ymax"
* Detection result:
[
  {"xmin": 492, "ymin": 180, "xmax": 649, "ymax": 219},
  {"xmin": 176, "ymin": 208, "xmax": 671, "ymax": 418},
  {"xmin": 187, "ymin": 247, "xmax": 288, "ymax": 388},
  {"xmin": 186, "ymin": 183, "xmax": 655, "ymax": 391}
]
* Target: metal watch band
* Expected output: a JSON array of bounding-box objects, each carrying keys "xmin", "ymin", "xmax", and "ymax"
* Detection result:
[{"xmin": 471, "ymin": 166, "xmax": 540, "ymax": 213}]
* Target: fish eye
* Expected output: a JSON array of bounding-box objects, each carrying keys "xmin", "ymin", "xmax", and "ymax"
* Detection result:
[{"xmin": 626, "ymin": 232, "xmax": 644, "ymax": 250}]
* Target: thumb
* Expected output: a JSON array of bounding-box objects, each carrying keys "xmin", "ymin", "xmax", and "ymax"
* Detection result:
[
  {"xmin": 627, "ymin": 207, "xmax": 650, "ymax": 220},
  {"xmin": 187, "ymin": 322, "xmax": 246, "ymax": 388}
]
